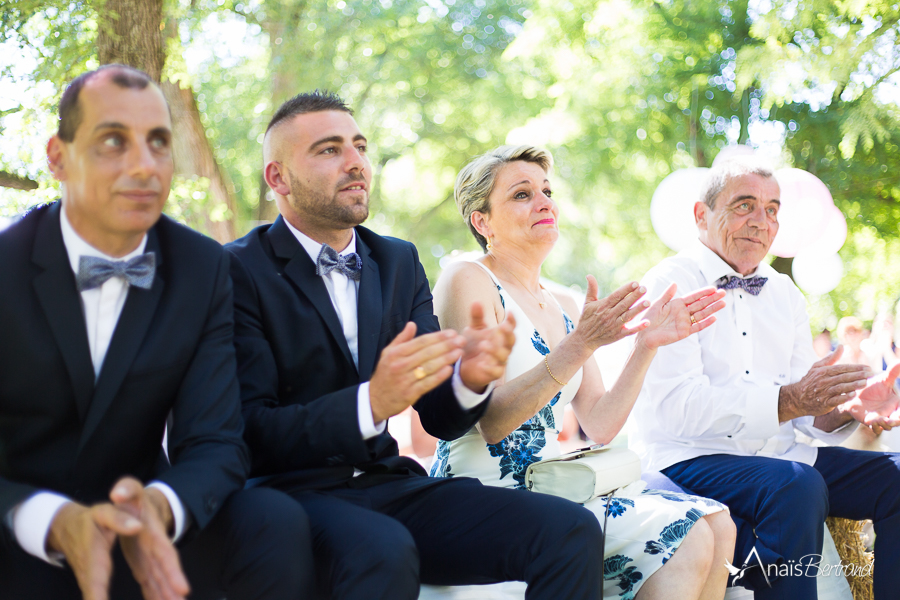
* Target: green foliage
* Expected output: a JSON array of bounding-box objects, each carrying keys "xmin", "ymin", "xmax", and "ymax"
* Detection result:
[{"xmin": 2, "ymin": 0, "xmax": 899, "ymax": 331}]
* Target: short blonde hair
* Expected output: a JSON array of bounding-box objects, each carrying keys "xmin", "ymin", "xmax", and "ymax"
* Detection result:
[{"xmin": 454, "ymin": 145, "xmax": 553, "ymax": 252}]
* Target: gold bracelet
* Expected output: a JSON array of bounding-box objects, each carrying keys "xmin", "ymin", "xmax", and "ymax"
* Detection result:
[{"xmin": 544, "ymin": 355, "xmax": 567, "ymax": 386}]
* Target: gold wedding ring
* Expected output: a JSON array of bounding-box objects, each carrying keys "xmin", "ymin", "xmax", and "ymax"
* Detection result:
[
  {"xmin": 413, "ymin": 366, "xmax": 427, "ymax": 380},
  {"xmin": 690, "ymin": 313, "xmax": 698, "ymax": 325}
]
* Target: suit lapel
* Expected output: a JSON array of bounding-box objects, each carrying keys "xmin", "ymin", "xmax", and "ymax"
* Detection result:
[
  {"xmin": 268, "ymin": 216, "xmax": 357, "ymax": 373},
  {"xmin": 31, "ymin": 203, "xmax": 96, "ymax": 421},
  {"xmin": 78, "ymin": 227, "xmax": 165, "ymax": 452},
  {"xmin": 355, "ymin": 232, "xmax": 382, "ymax": 382}
]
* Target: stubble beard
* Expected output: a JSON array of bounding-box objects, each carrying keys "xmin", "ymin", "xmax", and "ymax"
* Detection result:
[{"xmin": 288, "ymin": 171, "xmax": 369, "ymax": 230}]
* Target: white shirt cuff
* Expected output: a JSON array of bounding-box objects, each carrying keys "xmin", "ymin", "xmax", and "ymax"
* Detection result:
[
  {"xmin": 10, "ymin": 492, "xmax": 72, "ymax": 566},
  {"xmin": 744, "ymin": 386, "xmax": 782, "ymax": 439},
  {"xmin": 452, "ymin": 359, "xmax": 494, "ymax": 410},
  {"xmin": 147, "ymin": 482, "xmax": 189, "ymax": 542},
  {"xmin": 358, "ymin": 381, "xmax": 386, "ymax": 440}
]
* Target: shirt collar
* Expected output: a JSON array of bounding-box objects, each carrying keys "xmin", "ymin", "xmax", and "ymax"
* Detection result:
[
  {"xmin": 687, "ymin": 239, "xmax": 775, "ymax": 287},
  {"xmin": 59, "ymin": 204, "xmax": 148, "ymax": 278},
  {"xmin": 283, "ymin": 218, "xmax": 358, "ymax": 263}
]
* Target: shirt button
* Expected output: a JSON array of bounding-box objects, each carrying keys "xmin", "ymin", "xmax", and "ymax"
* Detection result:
[
  {"xmin": 746, "ymin": 370, "xmax": 750, "ymax": 374},
  {"xmin": 743, "ymin": 332, "xmax": 747, "ymax": 336}
]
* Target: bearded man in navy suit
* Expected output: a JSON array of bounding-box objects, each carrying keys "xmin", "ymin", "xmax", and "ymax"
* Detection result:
[
  {"xmin": 0, "ymin": 65, "xmax": 312, "ymax": 600},
  {"xmin": 226, "ymin": 91, "xmax": 605, "ymax": 600}
]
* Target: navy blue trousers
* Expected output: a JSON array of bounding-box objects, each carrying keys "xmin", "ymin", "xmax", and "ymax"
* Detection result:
[
  {"xmin": 662, "ymin": 446, "xmax": 900, "ymax": 599},
  {"xmin": 284, "ymin": 475, "xmax": 603, "ymax": 600}
]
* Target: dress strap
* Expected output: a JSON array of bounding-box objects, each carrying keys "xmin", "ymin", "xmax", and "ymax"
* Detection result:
[{"xmin": 467, "ymin": 260, "xmax": 502, "ymax": 288}]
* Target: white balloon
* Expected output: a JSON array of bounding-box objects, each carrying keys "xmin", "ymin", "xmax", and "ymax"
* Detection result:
[
  {"xmin": 650, "ymin": 168, "xmax": 709, "ymax": 252},
  {"xmin": 792, "ymin": 252, "xmax": 843, "ymax": 295},
  {"xmin": 712, "ymin": 144, "xmax": 756, "ymax": 167},
  {"xmin": 770, "ymin": 168, "xmax": 833, "ymax": 258},
  {"xmin": 803, "ymin": 205, "xmax": 848, "ymax": 256}
]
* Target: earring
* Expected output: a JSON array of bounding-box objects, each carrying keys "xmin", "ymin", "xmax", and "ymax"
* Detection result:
[{"xmin": 486, "ymin": 237, "xmax": 493, "ymax": 251}]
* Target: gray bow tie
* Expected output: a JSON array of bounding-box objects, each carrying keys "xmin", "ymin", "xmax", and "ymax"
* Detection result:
[
  {"xmin": 316, "ymin": 244, "xmax": 362, "ymax": 282},
  {"xmin": 76, "ymin": 253, "xmax": 156, "ymax": 292},
  {"xmin": 716, "ymin": 275, "xmax": 768, "ymax": 296}
]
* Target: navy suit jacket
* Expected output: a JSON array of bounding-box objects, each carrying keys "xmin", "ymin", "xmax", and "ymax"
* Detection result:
[
  {"xmin": 0, "ymin": 203, "xmax": 249, "ymax": 552},
  {"xmin": 226, "ymin": 216, "xmax": 488, "ymax": 490}
]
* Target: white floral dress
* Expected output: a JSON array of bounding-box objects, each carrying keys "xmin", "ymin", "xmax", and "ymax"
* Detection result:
[{"xmin": 430, "ymin": 262, "xmax": 727, "ymax": 600}]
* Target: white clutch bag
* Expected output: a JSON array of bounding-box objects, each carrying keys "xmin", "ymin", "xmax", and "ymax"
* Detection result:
[{"xmin": 524, "ymin": 445, "xmax": 642, "ymax": 504}]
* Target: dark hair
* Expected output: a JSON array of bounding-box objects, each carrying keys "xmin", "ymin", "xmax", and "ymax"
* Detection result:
[
  {"xmin": 57, "ymin": 64, "xmax": 154, "ymax": 142},
  {"xmin": 266, "ymin": 90, "xmax": 353, "ymax": 134}
]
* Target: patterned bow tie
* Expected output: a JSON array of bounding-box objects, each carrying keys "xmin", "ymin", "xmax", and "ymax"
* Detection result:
[
  {"xmin": 716, "ymin": 275, "xmax": 768, "ymax": 296},
  {"xmin": 316, "ymin": 244, "xmax": 362, "ymax": 282},
  {"xmin": 76, "ymin": 253, "xmax": 156, "ymax": 292}
]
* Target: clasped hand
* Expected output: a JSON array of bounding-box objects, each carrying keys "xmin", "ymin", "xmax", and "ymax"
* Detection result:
[
  {"xmin": 369, "ymin": 302, "xmax": 515, "ymax": 423},
  {"xmin": 572, "ymin": 276, "xmax": 724, "ymax": 352},
  {"xmin": 47, "ymin": 477, "xmax": 189, "ymax": 600}
]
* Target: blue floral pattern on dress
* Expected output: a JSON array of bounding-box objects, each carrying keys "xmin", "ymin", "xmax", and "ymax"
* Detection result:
[
  {"xmin": 644, "ymin": 508, "xmax": 704, "ymax": 563},
  {"xmin": 603, "ymin": 497, "xmax": 636, "ymax": 518},
  {"xmin": 430, "ymin": 439, "xmax": 453, "ymax": 478},
  {"xmin": 484, "ymin": 295, "xmax": 580, "ymax": 488},
  {"xmin": 604, "ymin": 554, "xmax": 643, "ymax": 599},
  {"xmin": 486, "ymin": 429, "xmax": 546, "ymax": 489}
]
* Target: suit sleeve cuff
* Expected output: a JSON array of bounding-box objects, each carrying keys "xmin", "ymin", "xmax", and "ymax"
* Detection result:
[
  {"xmin": 452, "ymin": 359, "xmax": 493, "ymax": 410},
  {"xmin": 147, "ymin": 482, "xmax": 189, "ymax": 542},
  {"xmin": 743, "ymin": 386, "xmax": 782, "ymax": 439},
  {"xmin": 357, "ymin": 381, "xmax": 386, "ymax": 440},
  {"xmin": 11, "ymin": 492, "xmax": 72, "ymax": 567}
]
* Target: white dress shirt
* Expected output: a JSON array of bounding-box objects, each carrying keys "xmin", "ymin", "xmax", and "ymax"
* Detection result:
[
  {"xmin": 284, "ymin": 221, "xmax": 491, "ymax": 440},
  {"xmin": 7, "ymin": 207, "xmax": 187, "ymax": 565},
  {"xmin": 630, "ymin": 240, "xmax": 857, "ymax": 473}
]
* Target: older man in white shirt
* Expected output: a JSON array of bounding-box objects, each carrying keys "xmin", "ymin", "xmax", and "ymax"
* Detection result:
[{"xmin": 633, "ymin": 157, "xmax": 900, "ymax": 599}]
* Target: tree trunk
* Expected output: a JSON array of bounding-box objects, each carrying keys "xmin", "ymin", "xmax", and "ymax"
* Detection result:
[
  {"xmin": 255, "ymin": 3, "xmax": 308, "ymax": 223},
  {"xmin": 96, "ymin": 0, "xmax": 166, "ymax": 81},
  {"xmin": 95, "ymin": 0, "xmax": 237, "ymax": 242},
  {"xmin": 162, "ymin": 82, "xmax": 236, "ymax": 241},
  {"xmin": 0, "ymin": 171, "xmax": 38, "ymax": 190}
]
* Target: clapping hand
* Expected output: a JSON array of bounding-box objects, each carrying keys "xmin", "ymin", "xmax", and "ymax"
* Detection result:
[
  {"xmin": 840, "ymin": 362, "xmax": 900, "ymax": 434},
  {"xmin": 570, "ymin": 276, "xmax": 653, "ymax": 352},
  {"xmin": 778, "ymin": 346, "xmax": 872, "ymax": 422},
  {"xmin": 110, "ymin": 478, "xmax": 190, "ymax": 600},
  {"xmin": 459, "ymin": 301, "xmax": 517, "ymax": 392},
  {"xmin": 369, "ymin": 324, "xmax": 467, "ymax": 422},
  {"xmin": 635, "ymin": 284, "xmax": 725, "ymax": 350}
]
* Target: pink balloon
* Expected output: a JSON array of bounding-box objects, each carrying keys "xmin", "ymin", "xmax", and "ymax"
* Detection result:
[
  {"xmin": 804, "ymin": 205, "xmax": 848, "ymax": 256},
  {"xmin": 712, "ymin": 144, "xmax": 756, "ymax": 167},
  {"xmin": 769, "ymin": 168, "xmax": 834, "ymax": 258},
  {"xmin": 650, "ymin": 168, "xmax": 710, "ymax": 252}
]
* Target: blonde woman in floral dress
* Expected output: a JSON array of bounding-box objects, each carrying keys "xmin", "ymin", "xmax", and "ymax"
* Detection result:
[{"xmin": 429, "ymin": 145, "xmax": 735, "ymax": 600}]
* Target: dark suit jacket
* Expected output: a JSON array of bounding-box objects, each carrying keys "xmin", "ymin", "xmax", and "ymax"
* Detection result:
[
  {"xmin": 226, "ymin": 216, "xmax": 488, "ymax": 490},
  {"xmin": 0, "ymin": 203, "xmax": 249, "ymax": 553}
]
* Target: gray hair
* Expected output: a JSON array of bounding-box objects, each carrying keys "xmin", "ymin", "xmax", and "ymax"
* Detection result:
[
  {"xmin": 701, "ymin": 157, "xmax": 775, "ymax": 209},
  {"xmin": 455, "ymin": 145, "xmax": 553, "ymax": 252}
]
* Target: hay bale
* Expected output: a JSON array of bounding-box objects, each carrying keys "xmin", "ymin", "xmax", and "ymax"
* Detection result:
[{"xmin": 826, "ymin": 517, "xmax": 873, "ymax": 600}]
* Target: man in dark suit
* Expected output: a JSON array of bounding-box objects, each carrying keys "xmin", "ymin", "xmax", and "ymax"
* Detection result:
[
  {"xmin": 226, "ymin": 91, "xmax": 604, "ymax": 600},
  {"xmin": 0, "ymin": 65, "xmax": 312, "ymax": 600}
]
